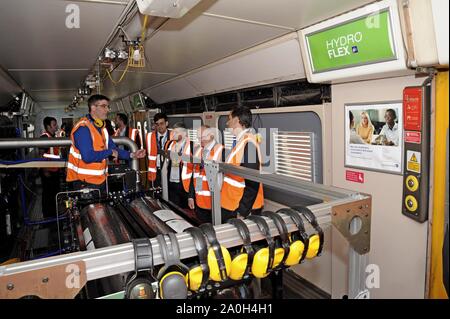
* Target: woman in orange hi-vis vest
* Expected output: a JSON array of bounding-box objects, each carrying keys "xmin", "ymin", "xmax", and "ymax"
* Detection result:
[
  {"xmin": 146, "ymin": 112, "xmax": 174, "ymax": 188},
  {"xmin": 187, "ymin": 125, "xmax": 224, "ymax": 224},
  {"xmin": 66, "ymin": 95, "xmax": 146, "ymax": 195},
  {"xmin": 221, "ymin": 107, "xmax": 264, "ymax": 223},
  {"xmin": 39, "ymin": 116, "xmax": 61, "ymax": 218}
]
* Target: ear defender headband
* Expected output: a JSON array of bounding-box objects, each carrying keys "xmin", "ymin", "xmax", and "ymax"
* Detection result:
[
  {"xmin": 94, "ymin": 118, "xmax": 105, "ymax": 128},
  {"xmin": 184, "ymin": 227, "xmax": 210, "ymax": 292},
  {"xmin": 227, "ymin": 218, "xmax": 255, "ymax": 280},
  {"xmin": 261, "ymin": 211, "xmax": 291, "ymax": 269},
  {"xmin": 291, "ymin": 206, "xmax": 324, "ymax": 258},
  {"xmin": 124, "ymin": 238, "xmax": 155, "ymax": 299},
  {"xmin": 276, "ymin": 208, "xmax": 310, "ymax": 266},
  {"xmin": 247, "ymin": 215, "xmax": 275, "ymax": 278},
  {"xmin": 199, "ymin": 223, "xmax": 231, "ymax": 282},
  {"xmin": 156, "ymin": 233, "xmax": 189, "ymax": 299}
]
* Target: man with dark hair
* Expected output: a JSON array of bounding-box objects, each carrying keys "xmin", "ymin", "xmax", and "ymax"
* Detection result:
[
  {"xmin": 66, "ymin": 94, "xmax": 146, "ymax": 194},
  {"xmin": 39, "ymin": 116, "xmax": 60, "ymax": 218},
  {"xmin": 221, "ymin": 106, "xmax": 264, "ymax": 223},
  {"xmin": 379, "ymin": 108, "xmax": 399, "ymax": 146},
  {"xmin": 146, "ymin": 112, "xmax": 173, "ymax": 187},
  {"xmin": 114, "ymin": 113, "xmax": 142, "ymax": 149}
]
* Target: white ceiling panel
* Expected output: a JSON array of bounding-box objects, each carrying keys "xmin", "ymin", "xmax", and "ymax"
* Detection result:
[
  {"xmin": 144, "ymin": 14, "xmax": 288, "ymax": 74},
  {"xmin": 100, "ymin": 69, "xmax": 177, "ymax": 100},
  {"xmin": 202, "ymin": 0, "xmax": 375, "ymax": 30},
  {"xmin": 186, "ymin": 34, "xmax": 305, "ymax": 95},
  {"xmin": 0, "ymin": 0, "xmax": 125, "ymax": 69},
  {"xmin": 143, "ymin": 78, "xmax": 199, "ymax": 104},
  {"xmin": 28, "ymin": 89, "xmax": 78, "ymax": 103},
  {"xmin": 8, "ymin": 69, "xmax": 88, "ymax": 91}
]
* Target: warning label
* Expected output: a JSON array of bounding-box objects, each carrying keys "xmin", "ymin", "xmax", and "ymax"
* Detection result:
[{"xmin": 407, "ymin": 150, "xmax": 421, "ymax": 173}]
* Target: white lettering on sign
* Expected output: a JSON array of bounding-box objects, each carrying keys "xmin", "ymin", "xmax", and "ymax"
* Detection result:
[{"xmin": 326, "ymin": 32, "xmax": 363, "ymax": 59}]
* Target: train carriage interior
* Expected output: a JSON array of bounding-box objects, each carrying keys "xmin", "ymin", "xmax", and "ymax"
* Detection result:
[{"xmin": 0, "ymin": 0, "xmax": 448, "ymax": 301}]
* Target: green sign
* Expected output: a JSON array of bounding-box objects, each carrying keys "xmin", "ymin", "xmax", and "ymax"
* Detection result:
[{"xmin": 306, "ymin": 10, "xmax": 396, "ymax": 73}]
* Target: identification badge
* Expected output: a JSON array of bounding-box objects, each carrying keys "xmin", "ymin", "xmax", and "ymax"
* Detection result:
[{"xmin": 195, "ymin": 176, "xmax": 203, "ymax": 192}]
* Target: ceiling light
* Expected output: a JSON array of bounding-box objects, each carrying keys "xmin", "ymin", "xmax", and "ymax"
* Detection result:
[
  {"xmin": 132, "ymin": 49, "xmax": 141, "ymax": 62},
  {"xmin": 104, "ymin": 48, "xmax": 116, "ymax": 59},
  {"xmin": 136, "ymin": 0, "xmax": 202, "ymax": 18},
  {"xmin": 117, "ymin": 49, "xmax": 128, "ymax": 60}
]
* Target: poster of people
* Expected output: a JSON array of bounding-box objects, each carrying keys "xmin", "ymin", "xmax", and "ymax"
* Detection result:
[{"xmin": 345, "ymin": 102, "xmax": 403, "ymax": 174}]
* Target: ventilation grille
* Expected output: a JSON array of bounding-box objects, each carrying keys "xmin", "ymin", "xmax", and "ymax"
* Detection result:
[{"xmin": 274, "ymin": 131, "xmax": 315, "ymax": 182}]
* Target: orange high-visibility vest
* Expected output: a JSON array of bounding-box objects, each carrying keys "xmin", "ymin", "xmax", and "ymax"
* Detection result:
[
  {"xmin": 165, "ymin": 138, "xmax": 193, "ymax": 193},
  {"xmin": 193, "ymin": 143, "xmax": 224, "ymax": 210},
  {"xmin": 180, "ymin": 139, "xmax": 193, "ymax": 193},
  {"xmin": 146, "ymin": 130, "xmax": 173, "ymax": 181},
  {"xmin": 114, "ymin": 127, "xmax": 141, "ymax": 145},
  {"xmin": 66, "ymin": 117, "xmax": 109, "ymax": 185},
  {"xmin": 221, "ymin": 133, "xmax": 264, "ymax": 212},
  {"xmin": 41, "ymin": 131, "xmax": 61, "ymax": 172}
]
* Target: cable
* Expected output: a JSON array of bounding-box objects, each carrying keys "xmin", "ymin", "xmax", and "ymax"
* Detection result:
[{"xmin": 106, "ymin": 63, "xmax": 130, "ymax": 85}]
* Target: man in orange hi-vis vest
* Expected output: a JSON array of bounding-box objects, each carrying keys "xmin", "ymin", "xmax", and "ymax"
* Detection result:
[
  {"xmin": 39, "ymin": 116, "xmax": 61, "ymax": 218},
  {"xmin": 114, "ymin": 113, "xmax": 142, "ymax": 150},
  {"xmin": 221, "ymin": 106, "xmax": 264, "ymax": 223},
  {"xmin": 66, "ymin": 95, "xmax": 146, "ymax": 195},
  {"xmin": 187, "ymin": 125, "xmax": 224, "ymax": 224},
  {"xmin": 146, "ymin": 112, "xmax": 173, "ymax": 187}
]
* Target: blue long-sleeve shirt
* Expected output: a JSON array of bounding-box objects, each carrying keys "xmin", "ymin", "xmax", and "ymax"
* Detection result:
[{"xmin": 74, "ymin": 126, "xmax": 130, "ymax": 163}]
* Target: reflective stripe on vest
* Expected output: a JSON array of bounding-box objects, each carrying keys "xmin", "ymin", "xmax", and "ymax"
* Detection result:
[
  {"xmin": 221, "ymin": 134, "xmax": 264, "ymax": 211},
  {"xmin": 146, "ymin": 130, "xmax": 173, "ymax": 181},
  {"xmin": 41, "ymin": 132, "xmax": 61, "ymax": 171},
  {"xmin": 194, "ymin": 143, "xmax": 224, "ymax": 210},
  {"xmin": 180, "ymin": 139, "xmax": 192, "ymax": 193},
  {"xmin": 66, "ymin": 118, "xmax": 109, "ymax": 185}
]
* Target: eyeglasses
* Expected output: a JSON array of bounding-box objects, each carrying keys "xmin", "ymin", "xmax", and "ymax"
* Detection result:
[{"xmin": 95, "ymin": 103, "xmax": 110, "ymax": 110}]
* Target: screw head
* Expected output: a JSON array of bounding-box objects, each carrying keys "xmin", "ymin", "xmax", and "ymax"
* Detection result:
[
  {"xmin": 7, "ymin": 283, "xmax": 14, "ymax": 290},
  {"xmin": 42, "ymin": 277, "xmax": 49, "ymax": 283}
]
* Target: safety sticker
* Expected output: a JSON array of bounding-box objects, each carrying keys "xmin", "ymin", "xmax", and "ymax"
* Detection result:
[{"xmin": 406, "ymin": 150, "xmax": 421, "ymax": 173}]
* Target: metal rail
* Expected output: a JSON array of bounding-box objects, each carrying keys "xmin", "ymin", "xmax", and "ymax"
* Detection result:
[{"xmin": 0, "ymin": 137, "xmax": 139, "ymax": 173}]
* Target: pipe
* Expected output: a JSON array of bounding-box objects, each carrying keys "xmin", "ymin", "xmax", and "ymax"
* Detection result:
[
  {"xmin": 0, "ymin": 137, "xmax": 139, "ymax": 173},
  {"xmin": 129, "ymin": 197, "xmax": 176, "ymax": 235}
]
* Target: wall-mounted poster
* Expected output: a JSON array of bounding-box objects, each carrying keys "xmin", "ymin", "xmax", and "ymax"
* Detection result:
[{"xmin": 345, "ymin": 102, "xmax": 403, "ymax": 174}]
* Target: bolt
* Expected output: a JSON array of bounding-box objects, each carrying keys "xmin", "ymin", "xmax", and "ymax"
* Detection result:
[
  {"xmin": 365, "ymin": 213, "xmax": 369, "ymax": 217},
  {"xmin": 363, "ymin": 247, "xmax": 368, "ymax": 251},
  {"xmin": 333, "ymin": 212, "xmax": 337, "ymax": 216},
  {"xmin": 359, "ymin": 206, "xmax": 363, "ymax": 210},
  {"xmin": 42, "ymin": 277, "xmax": 49, "ymax": 283},
  {"xmin": 346, "ymin": 209, "xmax": 350, "ymax": 213},
  {"xmin": 7, "ymin": 283, "xmax": 14, "ymax": 290}
]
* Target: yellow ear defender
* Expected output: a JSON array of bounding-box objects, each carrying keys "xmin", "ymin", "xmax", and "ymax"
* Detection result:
[
  {"xmin": 246, "ymin": 215, "xmax": 277, "ymax": 278},
  {"xmin": 94, "ymin": 118, "xmax": 105, "ymax": 128},
  {"xmin": 291, "ymin": 206, "xmax": 324, "ymax": 259},
  {"xmin": 156, "ymin": 233, "xmax": 189, "ymax": 299},
  {"xmin": 261, "ymin": 211, "xmax": 291, "ymax": 269},
  {"xmin": 276, "ymin": 208, "xmax": 310, "ymax": 266},
  {"xmin": 124, "ymin": 238, "xmax": 156, "ymax": 299},
  {"xmin": 184, "ymin": 227, "xmax": 209, "ymax": 292},
  {"xmin": 199, "ymin": 223, "xmax": 232, "ymax": 282},
  {"xmin": 227, "ymin": 218, "xmax": 255, "ymax": 281}
]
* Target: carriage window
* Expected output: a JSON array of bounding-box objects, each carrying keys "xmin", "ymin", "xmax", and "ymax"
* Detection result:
[{"xmin": 274, "ymin": 131, "xmax": 315, "ymax": 182}]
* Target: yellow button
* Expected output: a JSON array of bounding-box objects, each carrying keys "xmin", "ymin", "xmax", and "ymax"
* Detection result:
[
  {"xmin": 406, "ymin": 175, "xmax": 419, "ymax": 192},
  {"xmin": 405, "ymin": 195, "xmax": 418, "ymax": 212}
]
